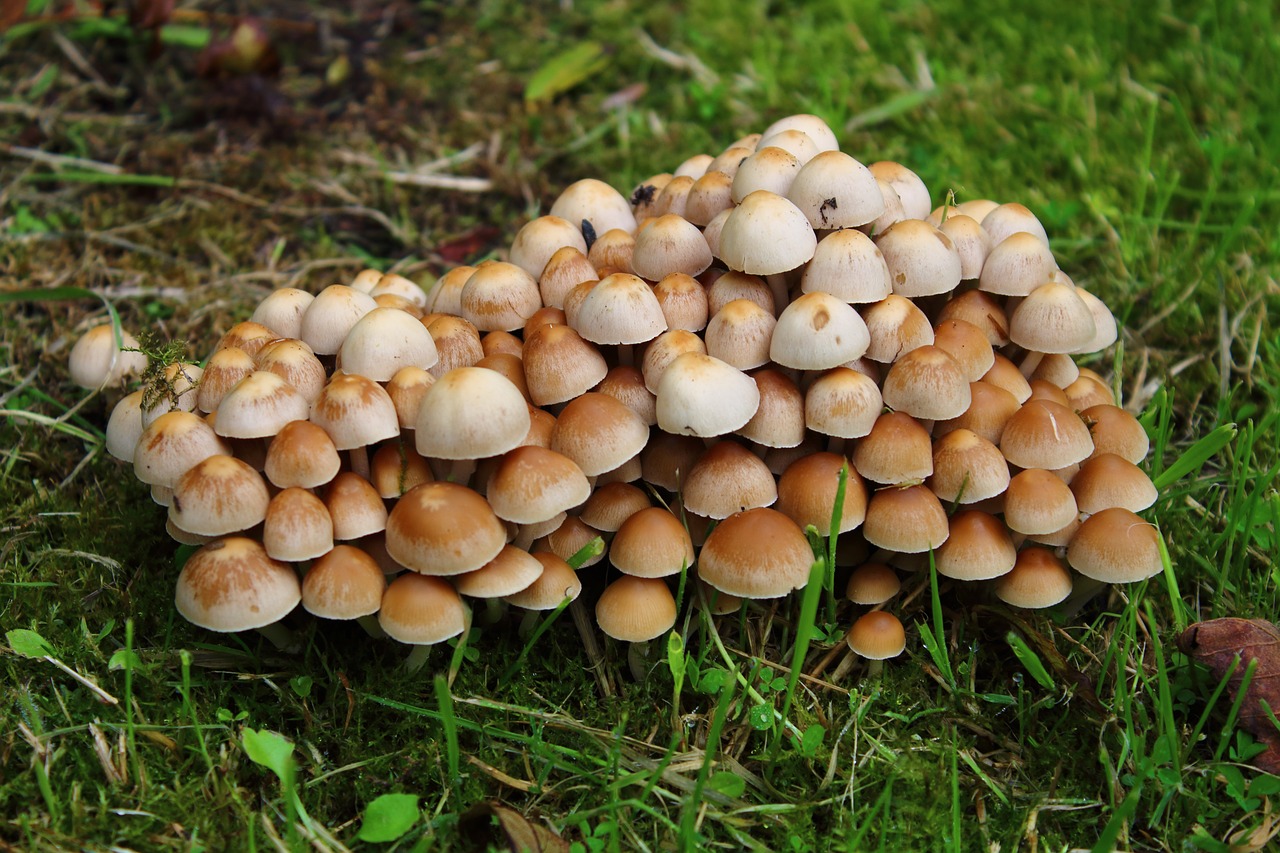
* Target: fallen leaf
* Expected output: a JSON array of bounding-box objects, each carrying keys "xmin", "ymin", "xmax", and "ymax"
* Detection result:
[
  {"xmin": 436, "ymin": 226, "xmax": 501, "ymax": 264},
  {"xmin": 1178, "ymin": 618, "xmax": 1280, "ymax": 774},
  {"xmin": 458, "ymin": 802, "xmax": 569, "ymax": 852},
  {"xmin": 128, "ymin": 0, "xmax": 175, "ymax": 29},
  {"xmin": 1, "ymin": 0, "xmax": 25, "ymax": 32}
]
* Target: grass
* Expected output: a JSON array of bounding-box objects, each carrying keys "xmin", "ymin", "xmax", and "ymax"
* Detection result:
[{"xmin": 1, "ymin": 0, "xmax": 1277, "ymax": 849}]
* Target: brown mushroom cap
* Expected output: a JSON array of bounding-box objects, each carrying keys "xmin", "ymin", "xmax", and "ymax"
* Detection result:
[
  {"xmin": 845, "ymin": 563, "xmax": 901, "ymax": 605},
  {"xmin": 263, "ymin": 487, "xmax": 334, "ymax": 562},
  {"xmin": 504, "ymin": 552, "xmax": 582, "ymax": 610},
  {"xmin": 264, "ymin": 420, "xmax": 341, "ymax": 489},
  {"xmin": 853, "ymin": 412, "xmax": 933, "ymax": 485},
  {"xmin": 1070, "ymin": 453, "xmax": 1158, "ymax": 514},
  {"xmin": 309, "ymin": 373, "xmax": 400, "ymax": 450},
  {"xmin": 1003, "ymin": 468, "xmax": 1079, "ymax": 535},
  {"xmin": 302, "ymin": 545, "xmax": 387, "ymax": 620},
  {"xmin": 698, "ymin": 507, "xmax": 814, "ymax": 599},
  {"xmin": 610, "ymin": 507, "xmax": 696, "ymax": 578},
  {"xmin": 215, "ymin": 372, "xmax": 311, "ymax": 439},
  {"xmin": 378, "ymin": 573, "xmax": 469, "ymax": 645},
  {"xmin": 775, "ymin": 451, "xmax": 868, "ymax": 536},
  {"xmin": 863, "ymin": 485, "xmax": 949, "ymax": 553},
  {"xmin": 596, "ymin": 575, "xmax": 678, "ymax": 643},
  {"xmin": 1000, "ymin": 400, "xmax": 1094, "ymax": 470},
  {"xmin": 487, "ymin": 446, "xmax": 591, "ymax": 524},
  {"xmin": 846, "ymin": 611, "xmax": 906, "ymax": 660},
  {"xmin": 1083, "ymin": 404, "xmax": 1150, "ymax": 464},
  {"xmin": 928, "ymin": 429, "xmax": 1011, "ymax": 504},
  {"xmin": 1066, "ymin": 507, "xmax": 1164, "ymax": 583},
  {"xmin": 935, "ymin": 510, "xmax": 1016, "ymax": 581},
  {"xmin": 385, "ymin": 482, "xmax": 507, "ymax": 576},
  {"xmin": 522, "ymin": 324, "xmax": 608, "ymax": 407},
  {"xmin": 994, "ymin": 547, "xmax": 1073, "ymax": 609},
  {"xmin": 682, "ymin": 441, "xmax": 778, "ymax": 519},
  {"xmin": 550, "ymin": 392, "xmax": 649, "ymax": 477},
  {"xmin": 739, "ymin": 369, "xmax": 806, "ymax": 449},
  {"xmin": 453, "ymin": 545, "xmax": 546, "ymax": 599},
  {"xmin": 415, "ymin": 367, "xmax": 531, "ymax": 461},
  {"xmin": 325, "ymin": 471, "xmax": 389, "ymax": 541},
  {"xmin": 881, "ymin": 346, "xmax": 972, "ymax": 420},
  {"xmin": 169, "ymin": 455, "xmax": 271, "ymax": 536},
  {"xmin": 175, "ymin": 537, "xmax": 301, "ymax": 633},
  {"xmin": 804, "ymin": 367, "xmax": 883, "ymax": 440},
  {"xmin": 134, "ymin": 411, "xmax": 231, "ymax": 488}
]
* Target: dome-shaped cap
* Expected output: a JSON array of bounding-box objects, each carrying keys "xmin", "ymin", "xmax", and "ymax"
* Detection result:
[
  {"xmin": 776, "ymin": 452, "xmax": 867, "ymax": 536},
  {"xmin": 385, "ymin": 482, "xmax": 507, "ymax": 576},
  {"xmin": 770, "ymin": 292, "xmax": 870, "ymax": 370},
  {"xmin": 415, "ymin": 367, "xmax": 531, "ymax": 461},
  {"xmin": 169, "ymin": 455, "xmax": 270, "ymax": 536},
  {"xmin": 698, "ymin": 508, "xmax": 814, "ymax": 599},
  {"xmin": 610, "ymin": 507, "xmax": 695, "ymax": 578},
  {"xmin": 175, "ymin": 538, "xmax": 301, "ymax": 632},
  {"xmin": 215, "ymin": 372, "xmax": 311, "ymax": 439},
  {"xmin": 718, "ymin": 191, "xmax": 816, "ymax": 276},
  {"xmin": 655, "ymin": 353, "xmax": 760, "ymax": 438},
  {"xmin": 847, "ymin": 611, "xmax": 906, "ymax": 660},
  {"xmin": 596, "ymin": 576, "xmax": 678, "ymax": 643},
  {"xmin": 378, "ymin": 573, "xmax": 468, "ymax": 645},
  {"xmin": 682, "ymin": 441, "xmax": 777, "ymax": 520},
  {"xmin": 1067, "ymin": 507, "xmax": 1163, "ymax": 583},
  {"xmin": 787, "ymin": 150, "xmax": 883, "ymax": 229},
  {"xmin": 310, "ymin": 373, "xmax": 399, "ymax": 450},
  {"xmin": 302, "ymin": 545, "xmax": 386, "ymax": 620}
]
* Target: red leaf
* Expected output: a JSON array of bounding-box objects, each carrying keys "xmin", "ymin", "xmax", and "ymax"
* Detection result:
[
  {"xmin": 1178, "ymin": 617, "xmax": 1280, "ymax": 774},
  {"xmin": 128, "ymin": 0, "xmax": 175, "ymax": 29},
  {"xmin": 435, "ymin": 226, "xmax": 501, "ymax": 264}
]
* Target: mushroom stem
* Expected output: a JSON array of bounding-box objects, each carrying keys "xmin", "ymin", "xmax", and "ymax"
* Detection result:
[
  {"xmin": 447, "ymin": 458, "xmax": 476, "ymax": 486},
  {"xmin": 826, "ymin": 436, "xmax": 846, "ymax": 455},
  {"xmin": 865, "ymin": 658, "xmax": 885, "ymax": 680},
  {"xmin": 569, "ymin": 597, "xmax": 613, "ymax": 697},
  {"xmin": 404, "ymin": 644, "xmax": 432, "ymax": 673},
  {"xmin": 627, "ymin": 640, "xmax": 653, "ymax": 681},
  {"xmin": 356, "ymin": 614, "xmax": 386, "ymax": 639},
  {"xmin": 518, "ymin": 609, "xmax": 539, "ymax": 639},
  {"xmin": 475, "ymin": 597, "xmax": 508, "ymax": 626},
  {"xmin": 350, "ymin": 446, "xmax": 371, "ymax": 480},
  {"xmin": 256, "ymin": 621, "xmax": 301, "ymax": 653},
  {"xmin": 617, "ymin": 344, "xmax": 635, "ymax": 367},
  {"xmin": 1018, "ymin": 350, "xmax": 1045, "ymax": 379}
]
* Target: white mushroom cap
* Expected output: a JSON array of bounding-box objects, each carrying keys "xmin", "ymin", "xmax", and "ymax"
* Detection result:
[
  {"xmin": 550, "ymin": 178, "xmax": 638, "ymax": 236},
  {"xmin": 770, "ymin": 292, "xmax": 870, "ymax": 370},
  {"xmin": 655, "ymin": 352, "xmax": 760, "ymax": 438},
  {"xmin": 338, "ymin": 307, "xmax": 439, "ymax": 381},
  {"xmin": 788, "ymin": 151, "xmax": 884, "ymax": 230},
  {"xmin": 718, "ymin": 191, "xmax": 817, "ymax": 276},
  {"xmin": 415, "ymin": 367, "xmax": 531, "ymax": 461}
]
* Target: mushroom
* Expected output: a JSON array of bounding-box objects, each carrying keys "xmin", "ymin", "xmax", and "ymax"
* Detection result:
[{"xmin": 175, "ymin": 537, "xmax": 302, "ymax": 650}]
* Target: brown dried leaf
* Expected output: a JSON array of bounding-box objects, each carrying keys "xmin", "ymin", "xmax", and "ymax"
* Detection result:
[
  {"xmin": 128, "ymin": 0, "xmax": 175, "ymax": 30},
  {"xmin": 458, "ymin": 802, "xmax": 570, "ymax": 852},
  {"xmin": 1, "ymin": 0, "xmax": 26, "ymax": 32},
  {"xmin": 1178, "ymin": 617, "xmax": 1280, "ymax": 774}
]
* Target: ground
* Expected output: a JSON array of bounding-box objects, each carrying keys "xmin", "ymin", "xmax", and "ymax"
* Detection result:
[{"xmin": 1, "ymin": 1, "xmax": 1278, "ymax": 850}]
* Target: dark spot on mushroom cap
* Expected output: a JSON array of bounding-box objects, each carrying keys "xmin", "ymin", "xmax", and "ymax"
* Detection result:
[
  {"xmin": 812, "ymin": 310, "xmax": 830, "ymax": 331},
  {"xmin": 895, "ymin": 272, "xmax": 907, "ymax": 285},
  {"xmin": 631, "ymin": 184, "xmax": 657, "ymax": 206}
]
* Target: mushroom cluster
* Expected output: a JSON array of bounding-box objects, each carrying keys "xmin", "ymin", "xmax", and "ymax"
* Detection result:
[{"xmin": 79, "ymin": 113, "xmax": 1163, "ymax": 673}]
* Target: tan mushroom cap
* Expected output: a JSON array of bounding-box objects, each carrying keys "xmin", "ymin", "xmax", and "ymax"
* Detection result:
[
  {"xmin": 175, "ymin": 537, "xmax": 301, "ymax": 633},
  {"xmin": 550, "ymin": 392, "xmax": 649, "ymax": 477},
  {"xmin": 415, "ymin": 367, "xmax": 530, "ymax": 461},
  {"xmin": 978, "ymin": 232, "xmax": 1058, "ymax": 297},
  {"xmin": 385, "ymin": 482, "xmax": 506, "ymax": 576},
  {"xmin": 928, "ymin": 429, "xmax": 1011, "ymax": 504},
  {"xmin": 868, "ymin": 161, "xmax": 931, "ymax": 222},
  {"xmin": 682, "ymin": 441, "xmax": 778, "ymax": 519},
  {"xmin": 424, "ymin": 315, "xmax": 484, "ymax": 377},
  {"xmin": 1083, "ymin": 404, "xmax": 1150, "ymax": 464},
  {"xmin": 853, "ymin": 412, "xmax": 933, "ymax": 485},
  {"xmin": 982, "ymin": 202, "xmax": 1050, "ymax": 247},
  {"xmin": 933, "ymin": 381, "xmax": 1022, "ymax": 445},
  {"xmin": 861, "ymin": 294, "xmax": 935, "ymax": 363},
  {"xmin": 1065, "ymin": 371, "xmax": 1115, "ymax": 412},
  {"xmin": 932, "ymin": 319, "xmax": 995, "ymax": 383},
  {"xmin": 847, "ymin": 611, "xmax": 906, "ymax": 660},
  {"xmin": 134, "ymin": 410, "xmax": 231, "ymax": 487},
  {"xmin": 169, "ymin": 455, "xmax": 271, "ymax": 536},
  {"xmin": 369, "ymin": 444, "xmax": 433, "ymax": 498},
  {"xmin": 460, "ymin": 261, "xmax": 543, "ymax": 332},
  {"xmin": 504, "ymin": 552, "xmax": 582, "ymax": 610},
  {"xmin": 595, "ymin": 575, "xmax": 678, "ymax": 643},
  {"xmin": 938, "ymin": 214, "xmax": 991, "ymax": 279},
  {"xmin": 68, "ymin": 324, "xmax": 149, "ymax": 389},
  {"xmin": 775, "ymin": 451, "xmax": 868, "ymax": 536},
  {"xmin": 263, "ymin": 420, "xmax": 341, "ymax": 489},
  {"xmin": 522, "ymin": 324, "xmax": 609, "ymax": 406},
  {"xmin": 579, "ymin": 482, "xmax": 651, "ymax": 532},
  {"xmin": 609, "ymin": 507, "xmax": 696, "ymax": 578},
  {"xmin": 1067, "ymin": 507, "xmax": 1164, "ymax": 583},
  {"xmin": 787, "ymin": 150, "xmax": 884, "ymax": 229},
  {"xmin": 302, "ymin": 545, "xmax": 387, "ymax": 620},
  {"xmin": 804, "ymin": 367, "xmax": 883, "ymax": 440},
  {"xmin": 300, "ymin": 285, "xmax": 377, "ymax": 356},
  {"xmin": 706, "ymin": 271, "xmax": 774, "ymax": 316},
  {"xmin": 1009, "ymin": 282, "xmax": 1096, "ymax": 354},
  {"xmin": 995, "ymin": 547, "xmax": 1073, "ymax": 609},
  {"xmin": 198, "ymin": 347, "xmax": 257, "ymax": 413},
  {"xmin": 596, "ymin": 365, "xmax": 657, "ymax": 426},
  {"xmin": 936, "ymin": 289, "xmax": 1010, "ymax": 347},
  {"xmin": 509, "ymin": 215, "xmax": 588, "ymax": 279},
  {"xmin": 801, "ymin": 229, "xmax": 893, "ymax": 304},
  {"xmin": 761, "ymin": 114, "xmax": 839, "ymax": 152},
  {"xmin": 487, "ymin": 446, "xmax": 591, "ymax": 524},
  {"xmin": 846, "ymin": 563, "xmax": 901, "ymax": 606},
  {"xmin": 106, "ymin": 390, "xmax": 146, "ymax": 462},
  {"xmin": 550, "ymin": 178, "xmax": 638, "ymax": 237},
  {"xmin": 770, "ymin": 292, "xmax": 870, "ymax": 370},
  {"xmin": 325, "ymin": 472, "xmax": 389, "ymax": 541},
  {"xmin": 739, "ymin": 369, "xmax": 806, "ymax": 449},
  {"xmin": 251, "ymin": 287, "xmax": 315, "ymax": 339},
  {"xmin": 704, "ymin": 300, "xmax": 775, "ymax": 370},
  {"xmin": 643, "ymin": 329, "xmax": 709, "ymax": 393},
  {"xmin": 882, "ymin": 346, "xmax": 972, "ymax": 421},
  {"xmin": 378, "ymin": 573, "xmax": 468, "ymax": 645},
  {"xmin": 656, "ymin": 352, "xmax": 760, "ymax": 438},
  {"xmin": 573, "ymin": 272, "xmax": 668, "ymax": 346},
  {"xmin": 1000, "ymin": 400, "xmax": 1094, "ymax": 470},
  {"xmin": 653, "ymin": 273, "xmax": 710, "ymax": 332},
  {"xmin": 982, "ymin": 354, "xmax": 1033, "ymax": 403},
  {"xmin": 875, "ymin": 219, "xmax": 962, "ymax": 298},
  {"xmin": 215, "ymin": 372, "xmax": 311, "ymax": 439},
  {"xmin": 310, "ymin": 373, "xmax": 399, "ymax": 450},
  {"xmin": 338, "ymin": 308, "xmax": 439, "ymax": 381},
  {"xmin": 588, "ymin": 229, "xmax": 636, "ymax": 275},
  {"xmin": 1002, "ymin": 468, "xmax": 1078, "ymax": 535},
  {"xmin": 538, "ymin": 247, "xmax": 598, "ymax": 310},
  {"xmin": 544, "ymin": 516, "xmax": 606, "ymax": 568},
  {"xmin": 639, "ymin": 430, "xmax": 704, "ymax": 492},
  {"xmin": 1070, "ymin": 453, "xmax": 1158, "ymax": 514},
  {"xmin": 256, "ymin": 339, "xmax": 326, "ymax": 405},
  {"xmin": 718, "ymin": 190, "xmax": 817, "ymax": 276},
  {"xmin": 863, "ymin": 485, "xmax": 949, "ymax": 553},
  {"xmin": 684, "ymin": 170, "xmax": 735, "ymax": 227},
  {"xmin": 631, "ymin": 213, "xmax": 713, "ymax": 280},
  {"xmin": 263, "ymin": 487, "xmax": 333, "ymax": 562},
  {"xmin": 453, "ymin": 545, "xmax": 546, "ymax": 599},
  {"xmin": 730, "ymin": 146, "xmax": 804, "ymax": 201},
  {"xmin": 935, "ymin": 510, "xmax": 1016, "ymax": 581},
  {"xmin": 698, "ymin": 508, "xmax": 814, "ymax": 599}
]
